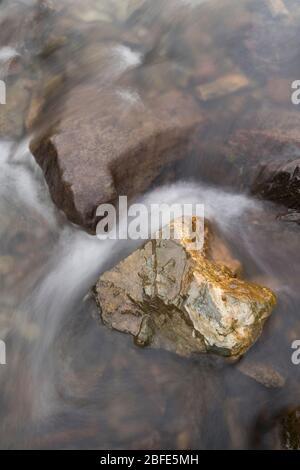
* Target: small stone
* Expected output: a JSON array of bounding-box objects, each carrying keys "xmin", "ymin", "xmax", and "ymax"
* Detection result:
[
  {"xmin": 237, "ymin": 360, "xmax": 286, "ymax": 388},
  {"xmin": 196, "ymin": 73, "xmax": 251, "ymax": 101}
]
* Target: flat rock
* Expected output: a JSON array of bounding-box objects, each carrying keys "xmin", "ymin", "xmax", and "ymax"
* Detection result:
[
  {"xmin": 237, "ymin": 360, "xmax": 286, "ymax": 388},
  {"xmin": 94, "ymin": 217, "xmax": 276, "ymax": 358},
  {"xmin": 30, "ymin": 87, "xmax": 204, "ymax": 231}
]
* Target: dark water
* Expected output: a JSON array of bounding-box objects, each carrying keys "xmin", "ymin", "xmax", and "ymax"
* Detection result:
[{"xmin": 0, "ymin": 0, "xmax": 300, "ymax": 450}]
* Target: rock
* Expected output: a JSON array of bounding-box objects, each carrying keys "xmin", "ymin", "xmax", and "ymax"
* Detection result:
[
  {"xmin": 280, "ymin": 407, "xmax": 300, "ymax": 450},
  {"xmin": 94, "ymin": 217, "xmax": 276, "ymax": 358},
  {"xmin": 237, "ymin": 360, "xmax": 286, "ymax": 388},
  {"xmin": 196, "ymin": 72, "xmax": 251, "ymax": 101},
  {"xmin": 197, "ymin": 105, "xmax": 300, "ymax": 197},
  {"xmin": 30, "ymin": 87, "xmax": 204, "ymax": 232},
  {"xmin": 252, "ymin": 159, "xmax": 300, "ymax": 211},
  {"xmin": 278, "ymin": 210, "xmax": 300, "ymax": 225}
]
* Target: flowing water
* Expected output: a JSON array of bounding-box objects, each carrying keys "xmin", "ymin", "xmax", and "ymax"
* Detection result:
[{"xmin": 0, "ymin": 0, "xmax": 300, "ymax": 450}]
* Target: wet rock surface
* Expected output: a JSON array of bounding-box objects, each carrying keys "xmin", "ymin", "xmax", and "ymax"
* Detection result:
[
  {"xmin": 95, "ymin": 217, "xmax": 276, "ymax": 358},
  {"xmin": 30, "ymin": 88, "xmax": 205, "ymax": 231},
  {"xmin": 253, "ymin": 158, "xmax": 300, "ymax": 211}
]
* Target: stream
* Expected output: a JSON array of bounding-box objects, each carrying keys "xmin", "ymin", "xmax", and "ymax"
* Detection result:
[{"xmin": 0, "ymin": 0, "xmax": 300, "ymax": 450}]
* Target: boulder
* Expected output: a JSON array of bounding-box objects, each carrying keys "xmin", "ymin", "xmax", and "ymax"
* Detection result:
[
  {"xmin": 30, "ymin": 87, "xmax": 204, "ymax": 232},
  {"xmin": 94, "ymin": 217, "xmax": 276, "ymax": 358},
  {"xmin": 252, "ymin": 159, "xmax": 300, "ymax": 210}
]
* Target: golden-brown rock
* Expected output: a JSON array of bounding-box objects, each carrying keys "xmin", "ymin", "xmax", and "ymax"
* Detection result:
[{"xmin": 95, "ymin": 217, "xmax": 276, "ymax": 358}]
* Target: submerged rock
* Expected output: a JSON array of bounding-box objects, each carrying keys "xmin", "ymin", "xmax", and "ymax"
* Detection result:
[
  {"xmin": 94, "ymin": 217, "xmax": 276, "ymax": 358},
  {"xmin": 237, "ymin": 359, "xmax": 285, "ymax": 388},
  {"xmin": 198, "ymin": 105, "xmax": 300, "ymax": 210},
  {"xmin": 196, "ymin": 72, "xmax": 251, "ymax": 102},
  {"xmin": 280, "ymin": 407, "xmax": 300, "ymax": 450},
  {"xmin": 0, "ymin": 79, "xmax": 32, "ymax": 139}
]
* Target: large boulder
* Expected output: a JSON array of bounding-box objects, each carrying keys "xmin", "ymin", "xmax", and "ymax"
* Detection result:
[
  {"xmin": 94, "ymin": 217, "xmax": 276, "ymax": 358},
  {"xmin": 30, "ymin": 87, "xmax": 204, "ymax": 232}
]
